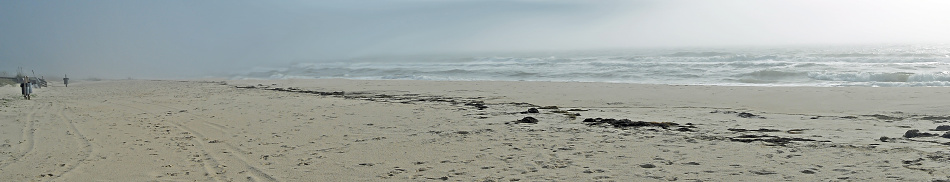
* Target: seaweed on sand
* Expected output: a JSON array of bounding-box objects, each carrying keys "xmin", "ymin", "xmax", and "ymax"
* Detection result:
[{"xmin": 582, "ymin": 118, "xmax": 693, "ymax": 131}]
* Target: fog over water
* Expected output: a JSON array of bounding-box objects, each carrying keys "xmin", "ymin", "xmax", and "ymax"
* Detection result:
[{"xmin": 2, "ymin": 0, "xmax": 949, "ymax": 80}]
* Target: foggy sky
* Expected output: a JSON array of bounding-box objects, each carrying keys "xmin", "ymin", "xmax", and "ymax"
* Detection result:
[{"xmin": 2, "ymin": 0, "xmax": 949, "ymax": 79}]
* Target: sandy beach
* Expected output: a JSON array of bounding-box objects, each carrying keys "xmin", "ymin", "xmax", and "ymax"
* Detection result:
[{"xmin": 1, "ymin": 79, "xmax": 949, "ymax": 181}]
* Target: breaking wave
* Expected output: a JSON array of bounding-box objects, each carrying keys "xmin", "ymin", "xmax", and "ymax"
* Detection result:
[{"xmin": 235, "ymin": 44, "xmax": 950, "ymax": 87}]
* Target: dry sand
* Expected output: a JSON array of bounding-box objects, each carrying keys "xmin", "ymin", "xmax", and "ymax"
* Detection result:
[{"xmin": 1, "ymin": 79, "xmax": 949, "ymax": 181}]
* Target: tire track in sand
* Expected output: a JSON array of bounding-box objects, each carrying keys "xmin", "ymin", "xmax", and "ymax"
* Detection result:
[
  {"xmin": 49, "ymin": 102, "xmax": 94, "ymax": 180},
  {"xmin": 142, "ymin": 102, "xmax": 253, "ymax": 154},
  {"xmin": 0, "ymin": 103, "xmax": 42, "ymax": 170},
  {"xmin": 114, "ymin": 100, "xmax": 278, "ymax": 182},
  {"xmin": 131, "ymin": 100, "xmax": 279, "ymax": 182},
  {"xmin": 107, "ymin": 101, "xmax": 225, "ymax": 182},
  {"xmin": 0, "ymin": 102, "xmax": 92, "ymax": 181}
]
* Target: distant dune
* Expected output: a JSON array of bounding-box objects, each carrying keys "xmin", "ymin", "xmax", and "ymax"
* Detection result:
[{"xmin": 0, "ymin": 77, "xmax": 17, "ymax": 86}]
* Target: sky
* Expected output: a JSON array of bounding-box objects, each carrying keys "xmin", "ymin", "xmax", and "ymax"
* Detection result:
[{"xmin": 2, "ymin": 0, "xmax": 950, "ymax": 79}]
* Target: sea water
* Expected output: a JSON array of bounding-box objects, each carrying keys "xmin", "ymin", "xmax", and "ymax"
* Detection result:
[{"xmin": 237, "ymin": 44, "xmax": 950, "ymax": 87}]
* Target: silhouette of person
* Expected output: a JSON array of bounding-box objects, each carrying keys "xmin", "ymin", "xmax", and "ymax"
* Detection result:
[{"xmin": 20, "ymin": 76, "xmax": 31, "ymax": 100}]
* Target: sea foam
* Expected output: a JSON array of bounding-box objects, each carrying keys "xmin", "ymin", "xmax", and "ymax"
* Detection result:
[{"xmin": 235, "ymin": 45, "xmax": 950, "ymax": 87}]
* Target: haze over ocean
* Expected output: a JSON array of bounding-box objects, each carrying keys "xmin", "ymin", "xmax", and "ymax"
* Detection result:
[
  {"xmin": 7, "ymin": 1, "xmax": 950, "ymax": 181},
  {"xmin": 241, "ymin": 44, "xmax": 950, "ymax": 87},
  {"xmin": 3, "ymin": 0, "xmax": 950, "ymax": 83}
]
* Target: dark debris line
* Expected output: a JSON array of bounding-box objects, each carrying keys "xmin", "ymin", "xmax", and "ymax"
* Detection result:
[
  {"xmin": 728, "ymin": 135, "xmax": 823, "ymax": 146},
  {"xmin": 237, "ymin": 84, "xmax": 874, "ymax": 147},
  {"xmin": 581, "ymin": 118, "xmax": 696, "ymax": 132},
  {"xmin": 235, "ymin": 85, "xmax": 504, "ymax": 110},
  {"xmin": 711, "ymin": 110, "xmax": 766, "ymax": 119}
]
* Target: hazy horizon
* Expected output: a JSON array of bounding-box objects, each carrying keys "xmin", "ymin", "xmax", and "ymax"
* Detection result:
[{"xmin": 3, "ymin": 0, "xmax": 949, "ymax": 79}]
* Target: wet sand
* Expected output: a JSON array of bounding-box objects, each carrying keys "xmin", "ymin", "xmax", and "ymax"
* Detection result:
[{"xmin": 1, "ymin": 79, "xmax": 949, "ymax": 181}]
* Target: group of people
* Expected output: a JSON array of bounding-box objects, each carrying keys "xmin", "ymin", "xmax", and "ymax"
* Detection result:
[
  {"xmin": 20, "ymin": 76, "xmax": 33, "ymax": 100},
  {"xmin": 18, "ymin": 76, "xmax": 67, "ymax": 100}
]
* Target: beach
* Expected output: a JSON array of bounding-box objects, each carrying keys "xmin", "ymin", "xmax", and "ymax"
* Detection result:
[{"xmin": 1, "ymin": 79, "xmax": 949, "ymax": 181}]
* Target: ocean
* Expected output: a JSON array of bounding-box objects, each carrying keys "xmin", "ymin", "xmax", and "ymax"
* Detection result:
[{"xmin": 237, "ymin": 44, "xmax": 950, "ymax": 87}]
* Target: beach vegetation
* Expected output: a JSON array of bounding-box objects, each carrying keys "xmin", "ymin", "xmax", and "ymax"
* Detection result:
[{"xmin": 0, "ymin": 78, "xmax": 16, "ymax": 86}]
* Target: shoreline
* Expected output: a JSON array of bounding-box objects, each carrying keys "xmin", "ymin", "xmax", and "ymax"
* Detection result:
[
  {"xmin": 1, "ymin": 79, "xmax": 948, "ymax": 181},
  {"xmin": 225, "ymin": 76, "xmax": 950, "ymax": 88},
  {"xmin": 224, "ymin": 78, "xmax": 950, "ymax": 115}
]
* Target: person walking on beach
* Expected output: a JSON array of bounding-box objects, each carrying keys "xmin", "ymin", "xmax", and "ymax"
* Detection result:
[
  {"xmin": 20, "ymin": 76, "xmax": 31, "ymax": 100},
  {"xmin": 63, "ymin": 75, "xmax": 69, "ymax": 87}
]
